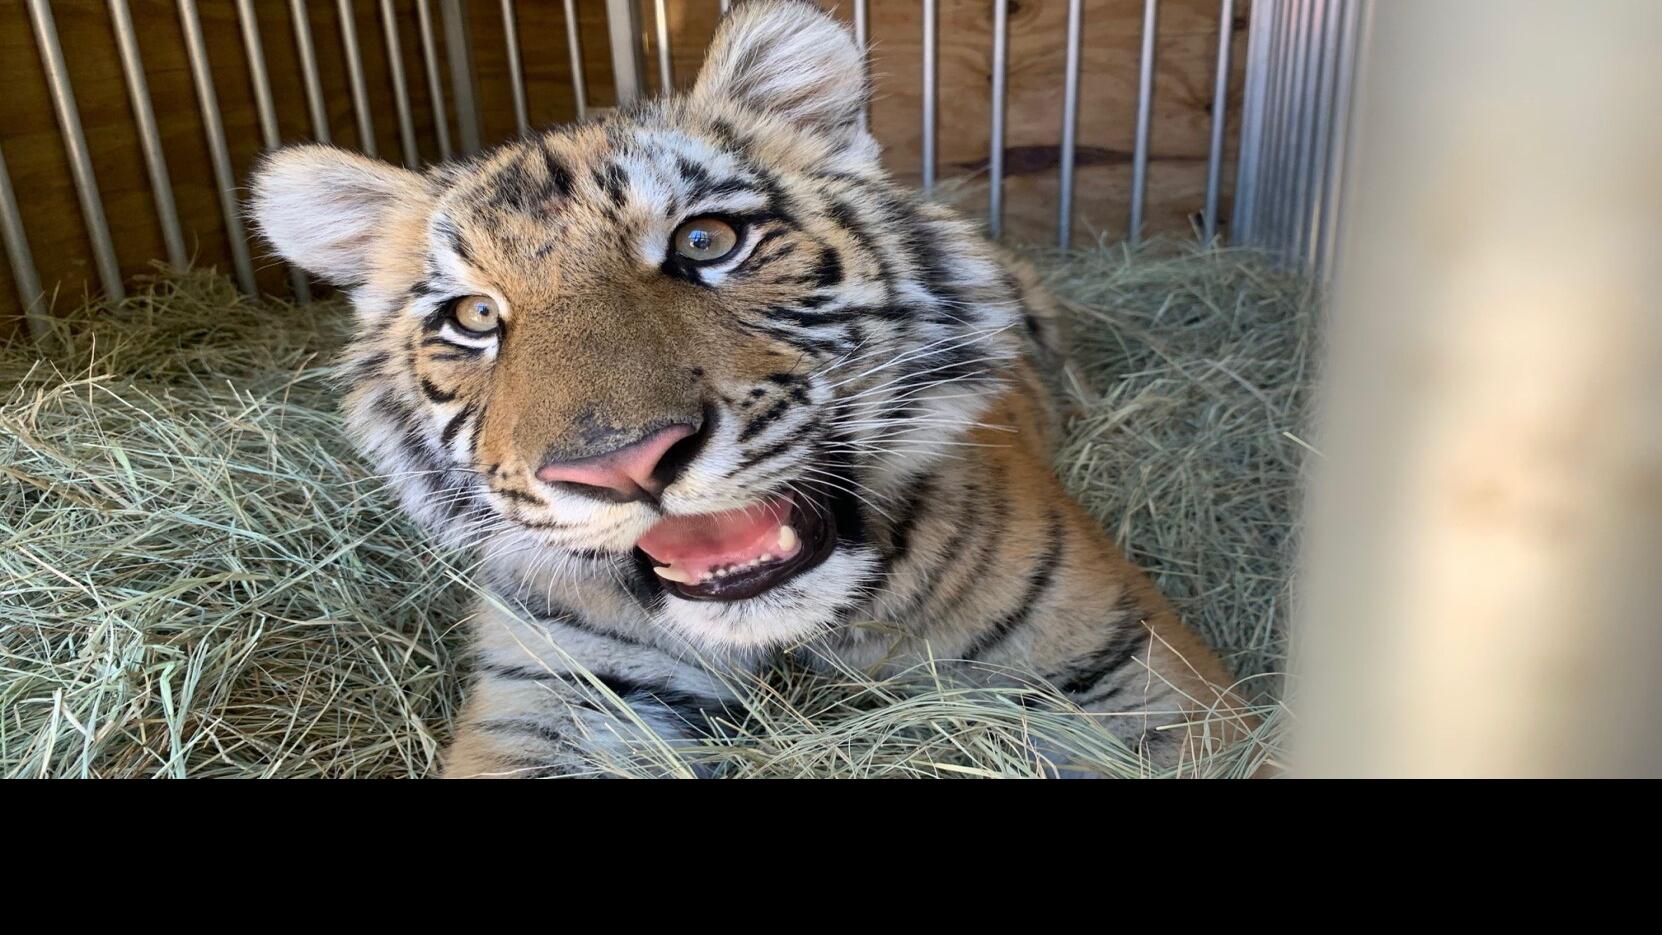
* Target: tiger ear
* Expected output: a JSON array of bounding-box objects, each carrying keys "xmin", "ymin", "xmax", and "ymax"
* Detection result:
[
  {"xmin": 691, "ymin": 0, "xmax": 872, "ymax": 149},
  {"xmin": 249, "ymin": 144, "xmax": 429, "ymax": 286}
]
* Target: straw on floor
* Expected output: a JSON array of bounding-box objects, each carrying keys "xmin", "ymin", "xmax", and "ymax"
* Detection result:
[{"xmin": 0, "ymin": 244, "xmax": 1313, "ymax": 778}]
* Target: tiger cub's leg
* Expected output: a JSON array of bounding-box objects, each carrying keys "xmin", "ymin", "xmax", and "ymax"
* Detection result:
[{"xmin": 440, "ymin": 599, "xmax": 736, "ymax": 779}]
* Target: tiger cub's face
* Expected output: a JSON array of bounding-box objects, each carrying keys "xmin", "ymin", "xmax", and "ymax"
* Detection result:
[{"xmin": 252, "ymin": 1, "xmax": 1022, "ymax": 651}]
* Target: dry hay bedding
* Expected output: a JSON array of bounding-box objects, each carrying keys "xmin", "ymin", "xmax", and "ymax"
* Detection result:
[{"xmin": 0, "ymin": 243, "xmax": 1313, "ymax": 778}]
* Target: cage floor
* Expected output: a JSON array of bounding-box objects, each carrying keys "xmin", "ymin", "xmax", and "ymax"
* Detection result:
[{"xmin": 0, "ymin": 243, "xmax": 1311, "ymax": 778}]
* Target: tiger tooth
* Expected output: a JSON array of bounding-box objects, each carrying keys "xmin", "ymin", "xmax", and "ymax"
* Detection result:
[
  {"xmin": 760, "ymin": 553, "xmax": 774, "ymax": 563},
  {"xmin": 777, "ymin": 525, "xmax": 798, "ymax": 552},
  {"xmin": 653, "ymin": 565, "xmax": 693, "ymax": 584}
]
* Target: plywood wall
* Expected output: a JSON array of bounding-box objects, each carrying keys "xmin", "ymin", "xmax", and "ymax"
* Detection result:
[{"xmin": 0, "ymin": 0, "xmax": 1249, "ymax": 342}]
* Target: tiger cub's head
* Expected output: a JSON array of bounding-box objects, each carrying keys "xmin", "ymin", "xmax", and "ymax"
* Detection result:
[{"xmin": 252, "ymin": 0, "xmax": 1026, "ymax": 651}]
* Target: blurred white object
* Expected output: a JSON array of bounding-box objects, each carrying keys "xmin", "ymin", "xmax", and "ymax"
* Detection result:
[{"xmin": 1295, "ymin": 0, "xmax": 1662, "ymax": 777}]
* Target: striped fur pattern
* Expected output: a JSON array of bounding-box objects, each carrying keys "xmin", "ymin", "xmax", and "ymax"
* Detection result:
[{"xmin": 251, "ymin": 0, "xmax": 1250, "ymax": 777}]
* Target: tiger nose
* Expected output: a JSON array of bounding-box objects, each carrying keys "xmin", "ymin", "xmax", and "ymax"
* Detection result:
[{"xmin": 534, "ymin": 424, "xmax": 699, "ymax": 502}]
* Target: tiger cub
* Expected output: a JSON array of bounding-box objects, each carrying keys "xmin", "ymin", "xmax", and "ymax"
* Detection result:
[{"xmin": 251, "ymin": 0, "xmax": 1253, "ymax": 777}]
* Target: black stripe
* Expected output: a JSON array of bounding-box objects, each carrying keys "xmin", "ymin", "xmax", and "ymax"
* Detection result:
[
  {"xmin": 437, "ymin": 217, "xmax": 473, "ymax": 266},
  {"xmin": 441, "ymin": 403, "xmax": 476, "ymax": 449},
  {"xmin": 346, "ymin": 351, "xmax": 390, "ymax": 385},
  {"xmin": 1056, "ymin": 592, "xmax": 1150, "ymax": 700},
  {"xmin": 890, "ymin": 479, "xmax": 981, "ymax": 616},
  {"xmin": 884, "ymin": 472, "xmax": 935, "ymax": 564},
  {"xmin": 732, "ymin": 435, "xmax": 799, "ymax": 475},
  {"xmin": 931, "ymin": 463, "xmax": 1012, "ymax": 621},
  {"xmin": 807, "ymin": 247, "xmax": 843, "ymax": 289},
  {"xmin": 481, "ymin": 663, "xmax": 725, "ymax": 736},
  {"xmin": 597, "ymin": 162, "xmax": 628, "ymax": 207},
  {"xmin": 494, "ymin": 487, "xmax": 544, "ymax": 506},
  {"xmin": 420, "ymin": 335, "xmax": 485, "ymax": 354},
  {"xmin": 476, "ymin": 718, "xmax": 574, "ymax": 744},
  {"xmin": 541, "ymin": 145, "xmax": 573, "ymax": 199},
  {"xmin": 419, "ymin": 378, "xmax": 456, "ymax": 403},
  {"xmin": 737, "ymin": 398, "xmax": 792, "ymax": 443},
  {"xmin": 532, "ymin": 600, "xmax": 655, "ymax": 650},
  {"xmin": 962, "ymin": 512, "xmax": 1064, "ymax": 661}
]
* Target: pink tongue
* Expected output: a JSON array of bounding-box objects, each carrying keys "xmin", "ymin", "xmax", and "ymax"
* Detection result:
[{"xmin": 637, "ymin": 496, "xmax": 795, "ymax": 577}]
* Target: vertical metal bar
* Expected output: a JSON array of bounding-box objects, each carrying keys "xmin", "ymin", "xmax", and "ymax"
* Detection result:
[
  {"xmin": 652, "ymin": 0, "xmax": 673, "ymax": 93},
  {"xmin": 502, "ymin": 0, "xmax": 530, "ymax": 133},
  {"xmin": 854, "ymin": 0, "xmax": 869, "ymax": 130},
  {"xmin": 235, "ymin": 0, "xmax": 311, "ymax": 302},
  {"xmin": 1203, "ymin": 0, "xmax": 1235, "ymax": 244},
  {"xmin": 236, "ymin": 1, "xmax": 281, "ymax": 145},
  {"xmin": 1318, "ymin": 0, "xmax": 1366, "ymax": 276},
  {"xmin": 1245, "ymin": 0, "xmax": 1284, "ymax": 247},
  {"xmin": 1275, "ymin": 0, "xmax": 1312, "ymax": 258},
  {"xmin": 382, "ymin": 0, "xmax": 422, "ymax": 165},
  {"xmin": 1129, "ymin": 0, "xmax": 1159, "ymax": 245},
  {"xmin": 1302, "ymin": 0, "xmax": 1343, "ymax": 269},
  {"xmin": 1057, "ymin": 0, "xmax": 1084, "ymax": 248},
  {"xmin": 415, "ymin": 0, "xmax": 453, "ymax": 159},
  {"xmin": 561, "ymin": 0, "xmax": 589, "ymax": 120},
  {"xmin": 1292, "ymin": 0, "xmax": 1329, "ymax": 265},
  {"xmin": 26, "ymin": 0, "xmax": 124, "ymax": 302},
  {"xmin": 0, "ymin": 145, "xmax": 48, "ymax": 343},
  {"xmin": 605, "ymin": 0, "xmax": 643, "ymax": 105},
  {"xmin": 110, "ymin": 0, "xmax": 187, "ymax": 272},
  {"xmin": 441, "ymin": 0, "xmax": 482, "ymax": 153},
  {"xmin": 988, "ymin": 0, "xmax": 1009, "ymax": 239},
  {"xmin": 290, "ymin": 0, "xmax": 332, "ymax": 142},
  {"xmin": 1232, "ymin": 0, "xmax": 1272, "ymax": 244},
  {"xmin": 921, "ymin": 0, "xmax": 937, "ymax": 194},
  {"xmin": 177, "ymin": 0, "xmax": 257, "ymax": 295},
  {"xmin": 338, "ymin": 0, "xmax": 378, "ymax": 156},
  {"xmin": 1265, "ymin": 0, "xmax": 1299, "ymax": 256}
]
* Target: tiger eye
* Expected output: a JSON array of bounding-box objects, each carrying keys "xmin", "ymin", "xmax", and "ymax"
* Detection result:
[
  {"xmin": 451, "ymin": 294, "xmax": 501, "ymax": 333},
  {"xmin": 672, "ymin": 217, "xmax": 739, "ymax": 262}
]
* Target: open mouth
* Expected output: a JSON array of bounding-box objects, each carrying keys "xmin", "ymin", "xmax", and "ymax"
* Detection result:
[{"xmin": 635, "ymin": 493, "xmax": 838, "ymax": 602}]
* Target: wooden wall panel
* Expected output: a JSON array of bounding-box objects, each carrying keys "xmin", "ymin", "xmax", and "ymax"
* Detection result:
[{"xmin": 0, "ymin": 0, "xmax": 1249, "ymax": 343}]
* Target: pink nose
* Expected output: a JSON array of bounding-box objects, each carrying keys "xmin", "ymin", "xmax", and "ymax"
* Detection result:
[{"xmin": 535, "ymin": 424, "xmax": 697, "ymax": 500}]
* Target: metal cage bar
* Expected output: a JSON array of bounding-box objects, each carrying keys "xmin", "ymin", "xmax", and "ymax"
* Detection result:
[
  {"xmin": 27, "ymin": 0, "xmax": 124, "ymax": 302},
  {"xmin": 415, "ymin": 0, "xmax": 453, "ymax": 160},
  {"xmin": 853, "ymin": 0, "xmax": 869, "ymax": 130},
  {"xmin": 1203, "ymin": 0, "xmax": 1236, "ymax": 244},
  {"xmin": 562, "ymin": 0, "xmax": 589, "ymax": 120},
  {"xmin": 1316, "ymin": 0, "xmax": 1367, "ymax": 275},
  {"xmin": 502, "ymin": 0, "xmax": 530, "ymax": 134},
  {"xmin": 921, "ymin": 0, "xmax": 937, "ymax": 195},
  {"xmin": 1231, "ymin": 0, "xmax": 1274, "ymax": 242},
  {"xmin": 442, "ymin": 0, "xmax": 483, "ymax": 153},
  {"xmin": 1129, "ymin": 0, "xmax": 1160, "ymax": 245},
  {"xmin": 382, "ymin": 0, "xmax": 422, "ymax": 165},
  {"xmin": 337, "ymin": 0, "xmax": 378, "ymax": 156},
  {"xmin": 654, "ymin": 0, "xmax": 674, "ymax": 93},
  {"xmin": 0, "ymin": 144, "xmax": 48, "ymax": 341},
  {"xmin": 1300, "ymin": 0, "xmax": 1342, "ymax": 267},
  {"xmin": 1291, "ymin": 0, "xmax": 1328, "ymax": 264},
  {"xmin": 988, "ymin": 0, "xmax": 1009, "ymax": 239},
  {"xmin": 606, "ymin": 0, "xmax": 643, "ymax": 105},
  {"xmin": 1057, "ymin": 0, "xmax": 1084, "ymax": 248},
  {"xmin": 290, "ymin": 0, "xmax": 333, "ymax": 142},
  {"xmin": 110, "ymin": 0, "xmax": 187, "ymax": 272},
  {"xmin": 178, "ymin": 0, "xmax": 257, "ymax": 295},
  {"xmin": 236, "ymin": 0, "xmax": 311, "ymax": 302}
]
